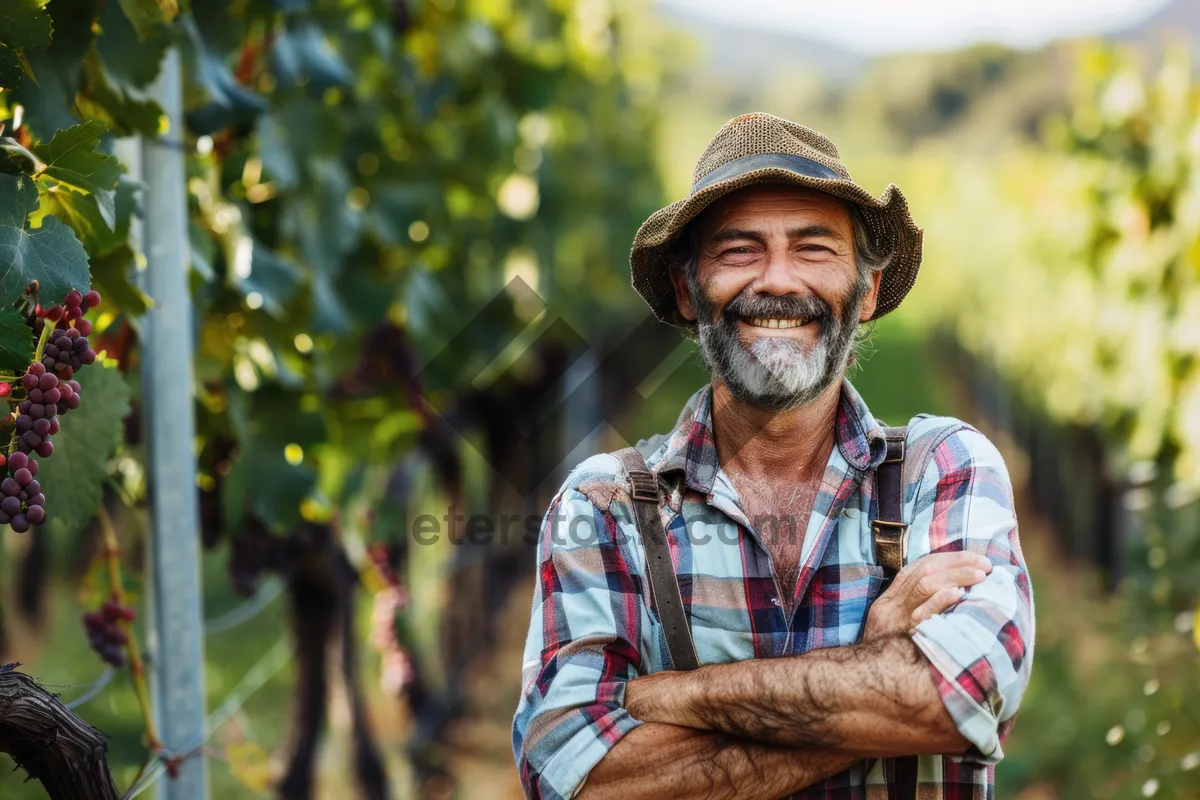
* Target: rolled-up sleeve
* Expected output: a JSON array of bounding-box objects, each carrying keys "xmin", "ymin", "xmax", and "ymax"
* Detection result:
[
  {"xmin": 512, "ymin": 479, "xmax": 646, "ymax": 799},
  {"xmin": 908, "ymin": 427, "xmax": 1035, "ymax": 765}
]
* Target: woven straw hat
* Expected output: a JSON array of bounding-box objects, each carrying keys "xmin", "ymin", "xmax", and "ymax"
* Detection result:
[{"xmin": 630, "ymin": 113, "xmax": 923, "ymax": 326}]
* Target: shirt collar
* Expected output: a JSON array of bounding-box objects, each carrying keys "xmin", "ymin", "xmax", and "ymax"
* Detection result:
[{"xmin": 648, "ymin": 378, "xmax": 890, "ymax": 494}]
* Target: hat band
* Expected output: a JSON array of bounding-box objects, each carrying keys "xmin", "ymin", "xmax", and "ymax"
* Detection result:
[{"xmin": 691, "ymin": 153, "xmax": 842, "ymax": 195}]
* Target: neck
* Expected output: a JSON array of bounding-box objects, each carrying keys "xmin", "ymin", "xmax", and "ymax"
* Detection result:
[{"xmin": 710, "ymin": 378, "xmax": 843, "ymax": 483}]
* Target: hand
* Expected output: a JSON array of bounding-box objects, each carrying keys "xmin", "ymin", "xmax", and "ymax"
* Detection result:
[{"xmin": 863, "ymin": 551, "xmax": 992, "ymax": 642}]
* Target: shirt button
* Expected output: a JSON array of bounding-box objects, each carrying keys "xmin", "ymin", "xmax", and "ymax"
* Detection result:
[{"xmin": 770, "ymin": 596, "xmax": 780, "ymax": 607}]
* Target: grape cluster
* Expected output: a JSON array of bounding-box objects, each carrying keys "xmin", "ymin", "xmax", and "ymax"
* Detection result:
[
  {"xmin": 0, "ymin": 453, "xmax": 44, "ymax": 533},
  {"xmin": 1, "ymin": 288, "xmax": 103, "ymax": 534},
  {"xmin": 82, "ymin": 596, "xmax": 135, "ymax": 667},
  {"xmin": 37, "ymin": 289, "xmax": 100, "ymax": 335},
  {"xmin": 15, "ymin": 364, "xmax": 62, "ymax": 458}
]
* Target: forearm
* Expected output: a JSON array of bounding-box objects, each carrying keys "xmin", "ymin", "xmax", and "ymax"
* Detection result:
[
  {"xmin": 577, "ymin": 722, "xmax": 858, "ymax": 800},
  {"xmin": 626, "ymin": 635, "xmax": 968, "ymax": 756}
]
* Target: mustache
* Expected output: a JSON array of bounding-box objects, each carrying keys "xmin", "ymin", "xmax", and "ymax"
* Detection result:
[{"xmin": 721, "ymin": 291, "xmax": 833, "ymax": 327}]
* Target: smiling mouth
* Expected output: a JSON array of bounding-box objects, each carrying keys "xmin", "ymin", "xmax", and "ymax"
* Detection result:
[{"xmin": 743, "ymin": 317, "xmax": 810, "ymax": 330}]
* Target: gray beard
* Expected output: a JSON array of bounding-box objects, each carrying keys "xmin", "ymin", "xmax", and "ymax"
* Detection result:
[{"xmin": 690, "ymin": 277, "xmax": 864, "ymax": 412}]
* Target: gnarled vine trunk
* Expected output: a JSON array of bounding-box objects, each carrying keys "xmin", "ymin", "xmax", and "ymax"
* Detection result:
[{"xmin": 0, "ymin": 669, "xmax": 120, "ymax": 800}]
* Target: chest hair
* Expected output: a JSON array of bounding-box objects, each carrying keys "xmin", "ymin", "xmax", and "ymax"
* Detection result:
[{"xmin": 731, "ymin": 476, "xmax": 821, "ymax": 601}]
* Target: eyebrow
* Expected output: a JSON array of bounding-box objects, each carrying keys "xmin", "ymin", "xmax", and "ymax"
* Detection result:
[{"xmin": 706, "ymin": 224, "xmax": 848, "ymax": 247}]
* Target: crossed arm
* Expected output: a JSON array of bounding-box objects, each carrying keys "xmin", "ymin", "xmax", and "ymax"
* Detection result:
[{"xmin": 576, "ymin": 558, "xmax": 983, "ymax": 800}]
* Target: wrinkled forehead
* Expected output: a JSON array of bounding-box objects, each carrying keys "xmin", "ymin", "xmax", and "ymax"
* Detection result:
[{"xmin": 694, "ymin": 184, "xmax": 854, "ymax": 241}]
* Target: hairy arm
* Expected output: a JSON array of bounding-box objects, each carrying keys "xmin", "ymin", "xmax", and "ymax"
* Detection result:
[
  {"xmin": 627, "ymin": 426, "xmax": 1036, "ymax": 766},
  {"xmin": 577, "ymin": 723, "xmax": 857, "ymax": 800},
  {"xmin": 625, "ymin": 634, "xmax": 967, "ymax": 757}
]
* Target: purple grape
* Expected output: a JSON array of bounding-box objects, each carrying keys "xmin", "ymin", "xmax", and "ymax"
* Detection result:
[
  {"xmin": 35, "ymin": 441, "xmax": 52, "ymax": 458},
  {"xmin": 32, "ymin": 418, "xmax": 50, "ymax": 437},
  {"xmin": 13, "ymin": 468, "xmax": 31, "ymax": 486},
  {"xmin": 43, "ymin": 387, "xmax": 60, "ymax": 405},
  {"xmin": 28, "ymin": 388, "xmax": 42, "ymax": 404},
  {"xmin": 25, "ymin": 505, "xmax": 44, "ymax": 525},
  {"xmin": 43, "ymin": 403, "xmax": 56, "ymax": 417},
  {"xmin": 1, "ymin": 479, "xmax": 19, "ymax": 497},
  {"xmin": 15, "ymin": 415, "xmax": 31, "ymax": 434},
  {"xmin": 28, "ymin": 493, "xmax": 45, "ymax": 507},
  {"xmin": 44, "ymin": 344, "xmax": 59, "ymax": 359},
  {"xmin": 29, "ymin": 405, "xmax": 44, "ymax": 420},
  {"xmin": 65, "ymin": 395, "xmax": 80, "ymax": 410},
  {"xmin": 17, "ymin": 400, "xmax": 30, "ymax": 414},
  {"xmin": 26, "ymin": 459, "xmax": 37, "ymax": 477},
  {"xmin": 38, "ymin": 373, "xmax": 57, "ymax": 391},
  {"xmin": 20, "ymin": 432, "xmax": 40, "ymax": 449},
  {"xmin": 26, "ymin": 479, "xmax": 39, "ymax": 496},
  {"xmin": 0, "ymin": 497, "xmax": 20, "ymax": 516},
  {"xmin": 8, "ymin": 452, "xmax": 28, "ymax": 472},
  {"xmin": 21, "ymin": 373, "xmax": 37, "ymax": 392},
  {"xmin": 81, "ymin": 350, "xmax": 96, "ymax": 365},
  {"xmin": 9, "ymin": 514, "xmax": 29, "ymax": 533}
]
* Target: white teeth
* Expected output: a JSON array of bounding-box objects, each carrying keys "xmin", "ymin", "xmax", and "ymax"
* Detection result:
[{"xmin": 747, "ymin": 317, "xmax": 805, "ymax": 329}]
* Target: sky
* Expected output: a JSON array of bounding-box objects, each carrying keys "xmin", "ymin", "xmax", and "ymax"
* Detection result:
[{"xmin": 658, "ymin": 0, "xmax": 1175, "ymax": 54}]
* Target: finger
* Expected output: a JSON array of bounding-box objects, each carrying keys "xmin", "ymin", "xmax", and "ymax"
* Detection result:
[
  {"xmin": 911, "ymin": 566, "xmax": 988, "ymax": 605},
  {"xmin": 909, "ymin": 585, "xmax": 968, "ymax": 628},
  {"xmin": 903, "ymin": 551, "xmax": 992, "ymax": 581}
]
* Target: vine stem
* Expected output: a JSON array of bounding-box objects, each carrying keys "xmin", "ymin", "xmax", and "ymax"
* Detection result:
[
  {"xmin": 96, "ymin": 506, "xmax": 163, "ymax": 753},
  {"xmin": 33, "ymin": 319, "xmax": 54, "ymax": 363}
]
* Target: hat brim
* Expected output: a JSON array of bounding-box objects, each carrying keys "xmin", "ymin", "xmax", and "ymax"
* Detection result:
[{"xmin": 630, "ymin": 154, "xmax": 923, "ymax": 327}]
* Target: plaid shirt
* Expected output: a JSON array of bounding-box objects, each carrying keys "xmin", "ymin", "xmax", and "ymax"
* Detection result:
[{"xmin": 513, "ymin": 379, "xmax": 1034, "ymax": 799}]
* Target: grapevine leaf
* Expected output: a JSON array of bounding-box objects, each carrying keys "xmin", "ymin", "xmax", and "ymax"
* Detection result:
[
  {"xmin": 0, "ymin": 0, "xmax": 54, "ymax": 51},
  {"xmin": 30, "ymin": 121, "xmax": 121, "ymax": 202},
  {"xmin": 0, "ymin": 173, "xmax": 92, "ymax": 307},
  {"xmin": 0, "ymin": 136, "xmax": 44, "ymax": 175},
  {"xmin": 237, "ymin": 242, "xmax": 302, "ymax": 317},
  {"xmin": 269, "ymin": 20, "xmax": 354, "ymax": 94},
  {"xmin": 77, "ymin": 47, "xmax": 165, "ymax": 137},
  {"xmin": 96, "ymin": 0, "xmax": 170, "ymax": 89},
  {"xmin": 0, "ymin": 43, "xmax": 23, "ymax": 91},
  {"xmin": 34, "ymin": 173, "xmax": 139, "ymax": 254},
  {"xmin": 10, "ymin": 0, "xmax": 101, "ymax": 139},
  {"xmin": 37, "ymin": 364, "xmax": 131, "ymax": 538},
  {"xmin": 117, "ymin": 0, "xmax": 179, "ymax": 42},
  {"xmin": 179, "ymin": 16, "xmax": 266, "ymax": 136},
  {"xmin": 0, "ymin": 307, "xmax": 34, "ymax": 373},
  {"xmin": 91, "ymin": 244, "xmax": 153, "ymax": 315}
]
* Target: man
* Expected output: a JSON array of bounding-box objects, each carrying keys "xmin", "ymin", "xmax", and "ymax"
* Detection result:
[{"xmin": 512, "ymin": 113, "xmax": 1033, "ymax": 799}]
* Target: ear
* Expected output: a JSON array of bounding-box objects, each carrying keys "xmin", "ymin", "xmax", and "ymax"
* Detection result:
[
  {"xmin": 669, "ymin": 263, "xmax": 698, "ymax": 323},
  {"xmin": 858, "ymin": 268, "xmax": 884, "ymax": 322}
]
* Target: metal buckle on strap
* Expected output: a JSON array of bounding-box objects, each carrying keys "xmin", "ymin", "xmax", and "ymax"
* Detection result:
[
  {"xmin": 870, "ymin": 519, "xmax": 908, "ymax": 538},
  {"xmin": 628, "ymin": 470, "xmax": 659, "ymax": 502},
  {"xmin": 882, "ymin": 438, "xmax": 906, "ymax": 464}
]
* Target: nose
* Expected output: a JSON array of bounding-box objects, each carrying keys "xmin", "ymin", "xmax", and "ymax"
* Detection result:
[{"xmin": 751, "ymin": 246, "xmax": 803, "ymax": 297}]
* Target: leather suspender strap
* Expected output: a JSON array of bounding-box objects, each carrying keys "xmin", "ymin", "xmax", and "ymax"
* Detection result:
[
  {"xmin": 615, "ymin": 448, "xmax": 700, "ymax": 671},
  {"xmin": 872, "ymin": 426, "xmax": 909, "ymax": 579},
  {"xmin": 871, "ymin": 425, "xmax": 917, "ymax": 800}
]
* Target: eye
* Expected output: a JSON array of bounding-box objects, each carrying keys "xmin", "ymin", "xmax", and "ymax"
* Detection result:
[{"xmin": 798, "ymin": 244, "xmax": 833, "ymax": 253}]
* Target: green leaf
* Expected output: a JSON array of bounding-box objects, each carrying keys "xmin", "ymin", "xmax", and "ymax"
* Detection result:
[
  {"xmin": 97, "ymin": 0, "xmax": 170, "ymax": 88},
  {"xmin": 0, "ymin": 136, "xmax": 43, "ymax": 175},
  {"xmin": 0, "ymin": 0, "xmax": 54, "ymax": 51},
  {"xmin": 0, "ymin": 173, "xmax": 92, "ymax": 307},
  {"xmin": 91, "ymin": 244, "xmax": 153, "ymax": 315},
  {"xmin": 10, "ymin": 0, "xmax": 102, "ymax": 138},
  {"xmin": 0, "ymin": 307, "xmax": 34, "ymax": 373},
  {"xmin": 30, "ymin": 120, "xmax": 121, "ymax": 201},
  {"xmin": 0, "ymin": 43, "xmax": 23, "ymax": 90},
  {"xmin": 34, "ymin": 173, "xmax": 139, "ymax": 255},
  {"xmin": 37, "ymin": 364, "xmax": 131, "ymax": 538},
  {"xmin": 76, "ymin": 46, "xmax": 165, "ymax": 137},
  {"xmin": 117, "ymin": 0, "xmax": 178, "ymax": 42}
]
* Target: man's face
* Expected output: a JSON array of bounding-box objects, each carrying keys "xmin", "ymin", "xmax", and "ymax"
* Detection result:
[{"xmin": 669, "ymin": 184, "xmax": 882, "ymax": 411}]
